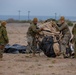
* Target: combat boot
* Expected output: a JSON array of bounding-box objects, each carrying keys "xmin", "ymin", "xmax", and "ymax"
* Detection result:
[
  {"xmin": 71, "ymin": 52, "xmax": 75, "ymax": 58},
  {"xmin": 0, "ymin": 49, "xmax": 3, "ymax": 58},
  {"xmin": 63, "ymin": 53, "xmax": 70, "ymax": 58},
  {"xmin": 0, "ymin": 54, "xmax": 3, "ymax": 61}
]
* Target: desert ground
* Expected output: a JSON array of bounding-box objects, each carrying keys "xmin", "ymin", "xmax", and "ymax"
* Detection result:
[{"xmin": 0, "ymin": 23, "xmax": 76, "ymax": 75}]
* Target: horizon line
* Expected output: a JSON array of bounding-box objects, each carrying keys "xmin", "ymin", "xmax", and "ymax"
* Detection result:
[{"xmin": 0, "ymin": 15, "xmax": 76, "ymax": 17}]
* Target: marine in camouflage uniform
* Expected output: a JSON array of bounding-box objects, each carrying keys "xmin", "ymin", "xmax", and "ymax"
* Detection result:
[
  {"xmin": 72, "ymin": 24, "xmax": 76, "ymax": 57},
  {"xmin": 55, "ymin": 16, "xmax": 71, "ymax": 58},
  {"xmin": 27, "ymin": 18, "xmax": 43, "ymax": 56},
  {"xmin": 0, "ymin": 21, "xmax": 9, "ymax": 60}
]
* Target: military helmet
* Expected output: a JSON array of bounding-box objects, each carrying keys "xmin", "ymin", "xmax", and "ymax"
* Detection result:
[
  {"xmin": 33, "ymin": 18, "xmax": 38, "ymax": 23},
  {"xmin": 59, "ymin": 16, "xmax": 65, "ymax": 21},
  {"xmin": 1, "ymin": 21, "xmax": 7, "ymax": 26}
]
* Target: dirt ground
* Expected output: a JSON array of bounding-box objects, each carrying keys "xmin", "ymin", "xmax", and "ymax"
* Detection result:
[{"xmin": 0, "ymin": 23, "xmax": 76, "ymax": 75}]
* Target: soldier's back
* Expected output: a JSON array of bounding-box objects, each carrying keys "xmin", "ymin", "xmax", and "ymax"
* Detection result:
[{"xmin": 72, "ymin": 24, "xmax": 76, "ymax": 35}]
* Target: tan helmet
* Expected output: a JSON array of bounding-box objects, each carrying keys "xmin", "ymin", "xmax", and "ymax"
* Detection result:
[
  {"xmin": 59, "ymin": 16, "xmax": 65, "ymax": 21},
  {"xmin": 1, "ymin": 21, "xmax": 7, "ymax": 26},
  {"xmin": 33, "ymin": 18, "xmax": 38, "ymax": 23}
]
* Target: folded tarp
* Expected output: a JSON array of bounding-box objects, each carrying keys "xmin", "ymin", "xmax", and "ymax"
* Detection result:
[{"xmin": 4, "ymin": 44, "xmax": 26, "ymax": 54}]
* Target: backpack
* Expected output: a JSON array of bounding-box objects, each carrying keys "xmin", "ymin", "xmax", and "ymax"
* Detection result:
[{"xmin": 40, "ymin": 36, "xmax": 56, "ymax": 57}]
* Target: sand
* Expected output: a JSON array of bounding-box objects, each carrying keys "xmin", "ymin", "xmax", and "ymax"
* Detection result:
[{"xmin": 0, "ymin": 23, "xmax": 76, "ymax": 75}]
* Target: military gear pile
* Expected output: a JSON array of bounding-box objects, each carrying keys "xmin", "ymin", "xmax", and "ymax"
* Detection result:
[
  {"xmin": 37, "ymin": 21, "xmax": 61, "ymax": 57},
  {"xmin": 40, "ymin": 36, "xmax": 56, "ymax": 57}
]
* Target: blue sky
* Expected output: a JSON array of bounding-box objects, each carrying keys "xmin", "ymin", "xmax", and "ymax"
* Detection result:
[{"xmin": 0, "ymin": 0, "xmax": 76, "ymax": 16}]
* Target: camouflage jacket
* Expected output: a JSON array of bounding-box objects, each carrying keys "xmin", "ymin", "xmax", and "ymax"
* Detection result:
[
  {"xmin": 56, "ymin": 22, "xmax": 71, "ymax": 37},
  {"xmin": 72, "ymin": 25, "xmax": 76, "ymax": 41},
  {"xmin": 72, "ymin": 25, "xmax": 76, "ymax": 36},
  {"xmin": 27, "ymin": 23, "xmax": 41, "ymax": 37},
  {"xmin": 0, "ymin": 25, "xmax": 9, "ymax": 45}
]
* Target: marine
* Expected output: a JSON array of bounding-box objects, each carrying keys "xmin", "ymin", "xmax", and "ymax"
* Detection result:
[
  {"xmin": 0, "ymin": 21, "xmax": 9, "ymax": 60},
  {"xmin": 55, "ymin": 16, "xmax": 71, "ymax": 58},
  {"xmin": 27, "ymin": 18, "xmax": 43, "ymax": 56}
]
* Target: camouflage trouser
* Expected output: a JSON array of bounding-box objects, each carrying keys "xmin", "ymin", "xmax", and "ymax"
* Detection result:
[
  {"xmin": 0, "ymin": 45, "xmax": 5, "ymax": 58},
  {"xmin": 0, "ymin": 49, "xmax": 3, "ymax": 58},
  {"xmin": 74, "ymin": 40, "xmax": 76, "ymax": 57},
  {"xmin": 74, "ymin": 40, "xmax": 76, "ymax": 55},
  {"xmin": 31, "ymin": 37, "xmax": 37, "ymax": 54},
  {"xmin": 73, "ymin": 36, "xmax": 76, "ymax": 49},
  {"xmin": 27, "ymin": 36, "xmax": 37, "ymax": 53},
  {"xmin": 73, "ymin": 36, "xmax": 76, "ymax": 57},
  {"xmin": 60, "ymin": 34, "xmax": 71, "ymax": 54}
]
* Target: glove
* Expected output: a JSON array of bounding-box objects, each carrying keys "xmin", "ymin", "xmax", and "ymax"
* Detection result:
[{"xmin": 40, "ymin": 28, "xmax": 44, "ymax": 31}]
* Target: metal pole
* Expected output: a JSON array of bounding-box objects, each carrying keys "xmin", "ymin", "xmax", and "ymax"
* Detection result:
[
  {"xmin": 28, "ymin": 11, "xmax": 30, "ymax": 21},
  {"xmin": 18, "ymin": 10, "xmax": 21, "ymax": 21},
  {"xmin": 55, "ymin": 13, "xmax": 57, "ymax": 20}
]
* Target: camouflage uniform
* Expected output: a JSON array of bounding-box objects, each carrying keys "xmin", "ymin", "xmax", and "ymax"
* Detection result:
[
  {"xmin": 0, "ymin": 24, "xmax": 9, "ymax": 58},
  {"xmin": 56, "ymin": 22, "xmax": 71, "ymax": 55},
  {"xmin": 27, "ymin": 23, "xmax": 41, "ymax": 55},
  {"xmin": 72, "ymin": 24, "xmax": 76, "ymax": 57}
]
